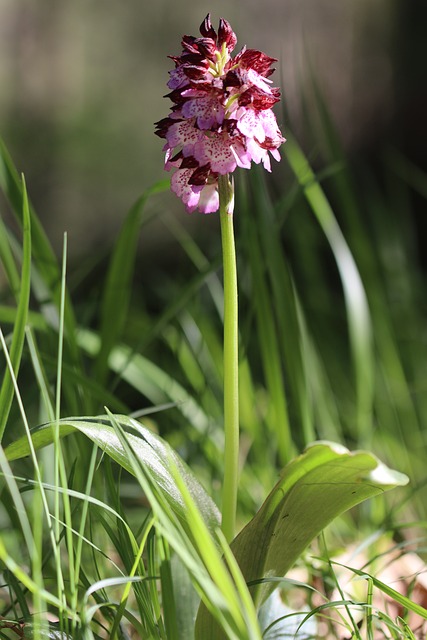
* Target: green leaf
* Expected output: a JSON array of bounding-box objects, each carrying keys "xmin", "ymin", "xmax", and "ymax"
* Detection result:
[
  {"xmin": 4, "ymin": 414, "xmax": 220, "ymax": 535},
  {"xmin": 286, "ymin": 137, "xmax": 374, "ymax": 439},
  {"xmin": 170, "ymin": 555, "xmax": 200, "ymax": 640},
  {"xmin": 20, "ymin": 624, "xmax": 75, "ymax": 639},
  {"xmin": 231, "ymin": 441, "xmax": 408, "ymax": 609},
  {"xmin": 195, "ymin": 441, "xmax": 408, "ymax": 637},
  {"xmin": 335, "ymin": 562, "xmax": 427, "ymax": 621},
  {"xmin": 0, "ymin": 175, "xmax": 31, "ymax": 441},
  {"xmin": 94, "ymin": 180, "xmax": 169, "ymax": 385},
  {"xmin": 239, "ymin": 179, "xmax": 293, "ymax": 465}
]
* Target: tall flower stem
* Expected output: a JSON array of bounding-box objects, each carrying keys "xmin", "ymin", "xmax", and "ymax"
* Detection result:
[{"xmin": 218, "ymin": 174, "xmax": 239, "ymax": 543}]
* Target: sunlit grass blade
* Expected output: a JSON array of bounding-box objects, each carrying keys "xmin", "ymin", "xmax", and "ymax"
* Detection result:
[
  {"xmin": 164, "ymin": 213, "xmax": 224, "ymax": 314},
  {"xmin": 248, "ymin": 168, "xmax": 316, "ymax": 446},
  {"xmin": 78, "ymin": 328, "xmax": 224, "ymax": 459},
  {"xmin": 334, "ymin": 562, "xmax": 427, "ymax": 620},
  {"xmin": 94, "ymin": 180, "xmax": 169, "ymax": 385},
  {"xmin": 0, "ymin": 305, "xmax": 47, "ymax": 331},
  {"xmin": 0, "ymin": 536, "xmax": 77, "ymax": 622},
  {"xmin": 0, "ymin": 214, "xmax": 21, "ymax": 296},
  {"xmin": 238, "ymin": 178, "xmax": 294, "ymax": 465},
  {"xmin": 110, "ymin": 518, "xmax": 156, "ymax": 639},
  {"xmin": 4, "ymin": 413, "xmax": 221, "ymax": 535},
  {"xmin": 106, "ymin": 411, "xmax": 262, "ymax": 640},
  {"xmin": 285, "ymin": 135, "xmax": 374, "ymax": 442},
  {"xmin": 294, "ymin": 293, "xmax": 342, "ymax": 441},
  {"xmin": 0, "ymin": 176, "xmax": 31, "ymax": 441},
  {"xmin": 308, "ymin": 78, "xmax": 423, "ymax": 458}
]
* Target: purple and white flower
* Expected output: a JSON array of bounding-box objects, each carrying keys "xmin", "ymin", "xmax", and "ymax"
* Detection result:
[{"xmin": 155, "ymin": 14, "xmax": 285, "ymax": 213}]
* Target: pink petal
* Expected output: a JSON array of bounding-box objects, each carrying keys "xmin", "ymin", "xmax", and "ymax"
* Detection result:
[
  {"xmin": 269, "ymin": 147, "xmax": 281, "ymax": 162},
  {"xmin": 198, "ymin": 183, "xmax": 219, "ymax": 213},
  {"xmin": 258, "ymin": 109, "xmax": 283, "ymax": 141},
  {"xmin": 235, "ymin": 107, "xmax": 265, "ymax": 141},
  {"xmin": 237, "ymin": 67, "xmax": 274, "ymax": 94},
  {"xmin": 182, "ymin": 95, "xmax": 225, "ymax": 130},
  {"xmin": 166, "ymin": 120, "xmax": 202, "ymax": 156},
  {"xmin": 244, "ymin": 137, "xmax": 265, "ymax": 165},
  {"xmin": 167, "ymin": 67, "xmax": 190, "ymax": 90},
  {"xmin": 171, "ymin": 169, "xmax": 202, "ymax": 212},
  {"xmin": 194, "ymin": 134, "xmax": 237, "ymax": 174},
  {"xmin": 230, "ymin": 141, "xmax": 252, "ymax": 169}
]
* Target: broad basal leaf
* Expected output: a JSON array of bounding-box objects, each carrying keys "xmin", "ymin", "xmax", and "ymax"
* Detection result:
[
  {"xmin": 231, "ymin": 441, "xmax": 408, "ymax": 609},
  {"xmin": 195, "ymin": 441, "xmax": 408, "ymax": 638},
  {"xmin": 5, "ymin": 414, "xmax": 220, "ymax": 535}
]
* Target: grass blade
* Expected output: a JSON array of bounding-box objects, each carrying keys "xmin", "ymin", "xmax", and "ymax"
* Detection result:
[
  {"xmin": 0, "ymin": 138, "xmax": 83, "ymax": 389},
  {"xmin": 286, "ymin": 135, "xmax": 374, "ymax": 442},
  {"xmin": 94, "ymin": 180, "xmax": 169, "ymax": 385},
  {"xmin": 0, "ymin": 175, "xmax": 31, "ymax": 441}
]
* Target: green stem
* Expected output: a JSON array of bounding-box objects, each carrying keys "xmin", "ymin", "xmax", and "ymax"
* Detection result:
[{"xmin": 218, "ymin": 174, "xmax": 239, "ymax": 543}]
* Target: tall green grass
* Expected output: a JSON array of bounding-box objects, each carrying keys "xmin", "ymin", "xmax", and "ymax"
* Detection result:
[{"xmin": 0, "ymin": 85, "xmax": 426, "ymax": 637}]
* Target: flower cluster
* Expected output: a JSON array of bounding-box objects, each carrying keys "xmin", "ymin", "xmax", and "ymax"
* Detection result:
[{"xmin": 155, "ymin": 14, "xmax": 285, "ymax": 213}]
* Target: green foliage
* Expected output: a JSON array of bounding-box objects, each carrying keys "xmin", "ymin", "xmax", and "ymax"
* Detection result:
[
  {"xmin": 0, "ymin": 175, "xmax": 31, "ymax": 439},
  {"xmin": 0, "ymin": 109, "xmax": 426, "ymax": 639},
  {"xmin": 5, "ymin": 414, "xmax": 220, "ymax": 536},
  {"xmin": 195, "ymin": 442, "xmax": 408, "ymax": 637}
]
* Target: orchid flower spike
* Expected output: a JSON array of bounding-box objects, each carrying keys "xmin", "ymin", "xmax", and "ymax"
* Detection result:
[{"xmin": 155, "ymin": 14, "xmax": 286, "ymax": 213}]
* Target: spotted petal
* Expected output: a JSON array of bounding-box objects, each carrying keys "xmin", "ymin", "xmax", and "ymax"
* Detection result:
[
  {"xmin": 166, "ymin": 119, "xmax": 203, "ymax": 156},
  {"xmin": 171, "ymin": 169, "xmax": 203, "ymax": 212},
  {"xmin": 181, "ymin": 94, "xmax": 225, "ymax": 130},
  {"xmin": 194, "ymin": 134, "xmax": 238, "ymax": 174}
]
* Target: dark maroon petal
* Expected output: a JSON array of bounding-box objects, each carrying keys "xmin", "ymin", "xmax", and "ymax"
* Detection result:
[
  {"xmin": 217, "ymin": 18, "xmax": 237, "ymax": 52},
  {"xmin": 222, "ymin": 118, "xmax": 238, "ymax": 135},
  {"xmin": 195, "ymin": 37, "xmax": 217, "ymax": 60},
  {"xmin": 183, "ymin": 65, "xmax": 210, "ymax": 81},
  {"xmin": 230, "ymin": 45, "xmax": 246, "ymax": 65},
  {"xmin": 154, "ymin": 117, "xmax": 175, "ymax": 138},
  {"xmin": 180, "ymin": 52, "xmax": 208, "ymax": 66},
  {"xmin": 189, "ymin": 163, "xmax": 211, "ymax": 186},
  {"xmin": 238, "ymin": 49, "xmax": 277, "ymax": 76},
  {"xmin": 264, "ymin": 67, "xmax": 276, "ymax": 78},
  {"xmin": 168, "ymin": 55, "xmax": 182, "ymax": 68},
  {"xmin": 164, "ymin": 89, "xmax": 187, "ymax": 104},
  {"xmin": 257, "ymin": 136, "xmax": 283, "ymax": 150},
  {"xmin": 224, "ymin": 70, "xmax": 242, "ymax": 88},
  {"xmin": 200, "ymin": 14, "xmax": 217, "ymax": 40},
  {"xmin": 180, "ymin": 155, "xmax": 199, "ymax": 169},
  {"xmin": 181, "ymin": 35, "xmax": 201, "ymax": 55},
  {"xmin": 239, "ymin": 86, "xmax": 281, "ymax": 109},
  {"xmin": 169, "ymin": 150, "xmax": 184, "ymax": 163}
]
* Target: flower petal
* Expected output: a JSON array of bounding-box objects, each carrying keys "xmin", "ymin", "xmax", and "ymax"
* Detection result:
[
  {"xmin": 194, "ymin": 134, "xmax": 238, "ymax": 174},
  {"xmin": 198, "ymin": 183, "xmax": 219, "ymax": 213},
  {"xmin": 182, "ymin": 95, "xmax": 225, "ymax": 130},
  {"xmin": 218, "ymin": 18, "xmax": 237, "ymax": 52},
  {"xmin": 166, "ymin": 119, "xmax": 203, "ymax": 156},
  {"xmin": 171, "ymin": 169, "xmax": 202, "ymax": 212}
]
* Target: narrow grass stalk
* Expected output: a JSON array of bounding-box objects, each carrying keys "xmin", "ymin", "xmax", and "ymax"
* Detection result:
[
  {"xmin": 0, "ymin": 326, "xmax": 67, "ymax": 602},
  {"xmin": 218, "ymin": 174, "xmax": 239, "ymax": 543},
  {"xmin": 52, "ymin": 234, "xmax": 77, "ymax": 634},
  {"xmin": 0, "ymin": 175, "xmax": 31, "ymax": 441},
  {"xmin": 110, "ymin": 517, "xmax": 155, "ymax": 640},
  {"xmin": 285, "ymin": 136, "xmax": 373, "ymax": 441}
]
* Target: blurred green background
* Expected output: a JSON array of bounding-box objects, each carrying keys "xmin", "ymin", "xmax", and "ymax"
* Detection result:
[{"xmin": 1, "ymin": 0, "xmax": 426, "ymax": 261}]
